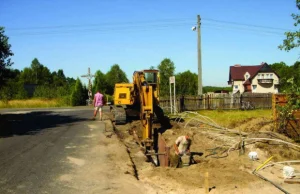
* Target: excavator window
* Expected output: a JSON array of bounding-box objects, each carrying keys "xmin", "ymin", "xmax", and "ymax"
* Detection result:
[
  {"xmin": 145, "ymin": 72, "xmax": 157, "ymax": 84},
  {"xmin": 119, "ymin": 93, "xmax": 126, "ymax": 99}
]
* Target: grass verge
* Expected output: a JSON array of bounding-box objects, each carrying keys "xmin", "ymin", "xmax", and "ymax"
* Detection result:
[
  {"xmin": 174, "ymin": 109, "xmax": 273, "ymax": 128},
  {"xmin": 0, "ymin": 98, "xmax": 70, "ymax": 108}
]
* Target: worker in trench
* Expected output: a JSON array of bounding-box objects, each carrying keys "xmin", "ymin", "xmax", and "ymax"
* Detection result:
[{"xmin": 174, "ymin": 134, "xmax": 192, "ymax": 168}]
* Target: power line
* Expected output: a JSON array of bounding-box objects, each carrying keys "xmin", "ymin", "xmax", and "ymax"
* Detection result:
[
  {"xmin": 6, "ymin": 17, "xmax": 292, "ymax": 32},
  {"xmin": 203, "ymin": 24, "xmax": 284, "ymax": 36},
  {"xmin": 6, "ymin": 17, "xmax": 291, "ymax": 37},
  {"xmin": 6, "ymin": 18, "xmax": 194, "ymax": 31},
  {"xmin": 8, "ymin": 25, "xmax": 286, "ymax": 37},
  {"xmin": 202, "ymin": 17, "xmax": 291, "ymax": 32}
]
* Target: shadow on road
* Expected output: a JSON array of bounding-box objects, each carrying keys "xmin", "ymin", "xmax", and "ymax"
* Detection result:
[{"xmin": 0, "ymin": 111, "xmax": 88, "ymax": 137}]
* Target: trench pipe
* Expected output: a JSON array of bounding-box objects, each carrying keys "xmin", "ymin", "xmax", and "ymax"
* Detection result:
[
  {"xmin": 253, "ymin": 171, "xmax": 290, "ymax": 194},
  {"xmin": 252, "ymin": 156, "xmax": 290, "ymax": 194}
]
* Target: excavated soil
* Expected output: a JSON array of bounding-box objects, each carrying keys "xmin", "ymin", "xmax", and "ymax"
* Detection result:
[{"xmin": 111, "ymin": 114, "xmax": 300, "ymax": 194}]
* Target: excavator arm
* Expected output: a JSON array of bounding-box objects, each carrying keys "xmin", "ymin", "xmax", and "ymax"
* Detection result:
[
  {"xmin": 133, "ymin": 71, "xmax": 154, "ymax": 148},
  {"xmin": 113, "ymin": 69, "xmax": 171, "ymax": 151}
]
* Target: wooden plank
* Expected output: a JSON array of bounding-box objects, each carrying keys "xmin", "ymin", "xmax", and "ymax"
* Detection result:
[{"xmin": 204, "ymin": 172, "xmax": 209, "ymax": 194}]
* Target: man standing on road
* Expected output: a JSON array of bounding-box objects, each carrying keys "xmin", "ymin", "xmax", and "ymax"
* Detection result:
[
  {"xmin": 92, "ymin": 90, "xmax": 104, "ymax": 121},
  {"xmin": 174, "ymin": 134, "xmax": 191, "ymax": 167}
]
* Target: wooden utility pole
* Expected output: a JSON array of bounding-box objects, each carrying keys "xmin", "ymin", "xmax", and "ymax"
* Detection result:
[
  {"xmin": 81, "ymin": 67, "xmax": 95, "ymax": 105},
  {"xmin": 197, "ymin": 15, "xmax": 203, "ymax": 95}
]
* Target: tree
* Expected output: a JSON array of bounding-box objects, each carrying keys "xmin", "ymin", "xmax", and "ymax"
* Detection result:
[
  {"xmin": 40, "ymin": 66, "xmax": 52, "ymax": 85},
  {"xmin": 93, "ymin": 70, "xmax": 108, "ymax": 94},
  {"xmin": 70, "ymin": 78, "xmax": 85, "ymax": 106},
  {"xmin": 29, "ymin": 58, "xmax": 52, "ymax": 85},
  {"xmin": 175, "ymin": 70, "xmax": 198, "ymax": 95},
  {"xmin": 270, "ymin": 62, "xmax": 294, "ymax": 92},
  {"xmin": 66, "ymin": 77, "xmax": 76, "ymax": 87},
  {"xmin": 105, "ymin": 64, "xmax": 129, "ymax": 95},
  {"xmin": 52, "ymin": 69, "xmax": 67, "ymax": 87},
  {"xmin": 157, "ymin": 58, "xmax": 175, "ymax": 97},
  {"xmin": 30, "ymin": 58, "xmax": 41, "ymax": 84},
  {"xmin": 279, "ymin": 0, "xmax": 300, "ymax": 51},
  {"xmin": 293, "ymin": 61, "xmax": 300, "ymax": 87},
  {"xmin": 19, "ymin": 67, "xmax": 35, "ymax": 84},
  {"xmin": 0, "ymin": 27, "xmax": 14, "ymax": 87}
]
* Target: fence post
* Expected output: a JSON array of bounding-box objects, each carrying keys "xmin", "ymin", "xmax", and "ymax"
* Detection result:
[
  {"xmin": 207, "ymin": 94, "xmax": 210, "ymax": 110},
  {"xmin": 240, "ymin": 94, "xmax": 243, "ymax": 109}
]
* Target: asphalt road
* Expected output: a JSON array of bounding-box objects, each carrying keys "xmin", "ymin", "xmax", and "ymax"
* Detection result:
[{"xmin": 0, "ymin": 107, "xmax": 139, "ymax": 194}]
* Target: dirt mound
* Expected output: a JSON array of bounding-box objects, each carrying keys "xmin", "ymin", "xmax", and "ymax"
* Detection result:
[{"xmin": 233, "ymin": 117, "xmax": 274, "ymax": 132}]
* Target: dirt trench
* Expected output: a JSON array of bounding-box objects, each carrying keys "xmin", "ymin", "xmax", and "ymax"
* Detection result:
[{"xmin": 110, "ymin": 113, "xmax": 300, "ymax": 194}]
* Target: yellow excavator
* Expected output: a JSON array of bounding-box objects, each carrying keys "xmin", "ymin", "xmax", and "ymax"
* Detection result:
[{"xmin": 112, "ymin": 69, "xmax": 170, "ymax": 151}]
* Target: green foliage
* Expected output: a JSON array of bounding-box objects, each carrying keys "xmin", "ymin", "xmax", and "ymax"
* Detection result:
[
  {"xmin": 33, "ymin": 85, "xmax": 70, "ymax": 99},
  {"xmin": 93, "ymin": 70, "xmax": 108, "ymax": 94},
  {"xmin": 25, "ymin": 58, "xmax": 52, "ymax": 85},
  {"xmin": 19, "ymin": 67, "xmax": 35, "ymax": 84},
  {"xmin": 175, "ymin": 70, "xmax": 198, "ymax": 95},
  {"xmin": 270, "ymin": 61, "xmax": 300, "ymax": 92},
  {"xmin": 0, "ymin": 27, "xmax": 14, "ymax": 87},
  {"xmin": 276, "ymin": 78, "xmax": 300, "ymax": 134},
  {"xmin": 0, "ymin": 79, "xmax": 28, "ymax": 102},
  {"xmin": 158, "ymin": 58, "xmax": 175, "ymax": 96},
  {"xmin": 52, "ymin": 69, "xmax": 67, "ymax": 87},
  {"xmin": 279, "ymin": 0, "xmax": 300, "ymax": 51},
  {"xmin": 105, "ymin": 64, "xmax": 129, "ymax": 95},
  {"xmin": 203, "ymin": 86, "xmax": 232, "ymax": 93},
  {"xmin": 70, "ymin": 78, "xmax": 86, "ymax": 106},
  {"xmin": 66, "ymin": 77, "xmax": 76, "ymax": 87}
]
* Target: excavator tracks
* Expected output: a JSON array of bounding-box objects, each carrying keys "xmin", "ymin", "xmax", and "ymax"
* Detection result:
[{"xmin": 111, "ymin": 106, "xmax": 127, "ymax": 124}]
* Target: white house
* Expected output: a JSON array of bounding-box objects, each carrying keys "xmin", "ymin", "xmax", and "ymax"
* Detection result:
[{"xmin": 228, "ymin": 62, "xmax": 280, "ymax": 94}]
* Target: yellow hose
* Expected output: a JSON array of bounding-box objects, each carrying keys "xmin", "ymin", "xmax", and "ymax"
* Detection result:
[{"xmin": 255, "ymin": 156, "xmax": 274, "ymax": 172}]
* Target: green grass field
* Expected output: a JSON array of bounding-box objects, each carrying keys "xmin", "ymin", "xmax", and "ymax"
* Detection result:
[
  {"xmin": 198, "ymin": 109, "xmax": 272, "ymax": 126},
  {"xmin": 0, "ymin": 98, "xmax": 70, "ymax": 109},
  {"xmin": 171, "ymin": 109, "xmax": 273, "ymax": 128}
]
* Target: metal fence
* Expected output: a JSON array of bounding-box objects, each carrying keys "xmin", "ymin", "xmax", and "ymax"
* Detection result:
[{"xmin": 159, "ymin": 93, "xmax": 273, "ymax": 113}]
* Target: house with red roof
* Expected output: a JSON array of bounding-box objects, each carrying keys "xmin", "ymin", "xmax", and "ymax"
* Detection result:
[{"xmin": 228, "ymin": 62, "xmax": 280, "ymax": 94}]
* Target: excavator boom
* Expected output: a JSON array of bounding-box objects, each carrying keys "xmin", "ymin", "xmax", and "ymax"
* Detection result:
[{"xmin": 112, "ymin": 69, "xmax": 167, "ymax": 149}]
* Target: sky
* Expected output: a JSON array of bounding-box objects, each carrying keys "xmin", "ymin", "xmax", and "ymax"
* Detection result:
[{"xmin": 1, "ymin": 0, "xmax": 299, "ymax": 87}]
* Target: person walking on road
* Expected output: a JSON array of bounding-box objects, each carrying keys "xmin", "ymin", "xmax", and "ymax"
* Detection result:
[{"xmin": 92, "ymin": 90, "xmax": 104, "ymax": 121}]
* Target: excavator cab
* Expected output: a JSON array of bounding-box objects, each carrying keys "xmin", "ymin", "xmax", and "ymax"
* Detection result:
[{"xmin": 144, "ymin": 70, "xmax": 158, "ymax": 84}]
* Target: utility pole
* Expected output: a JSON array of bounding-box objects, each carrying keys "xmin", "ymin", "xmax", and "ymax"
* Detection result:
[
  {"xmin": 197, "ymin": 15, "xmax": 203, "ymax": 95},
  {"xmin": 81, "ymin": 67, "xmax": 95, "ymax": 105}
]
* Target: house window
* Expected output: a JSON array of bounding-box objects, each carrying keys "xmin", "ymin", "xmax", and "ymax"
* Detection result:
[
  {"xmin": 234, "ymin": 85, "xmax": 238, "ymax": 89},
  {"xmin": 261, "ymin": 74, "xmax": 264, "ymax": 78},
  {"xmin": 270, "ymin": 74, "xmax": 273, "ymax": 78},
  {"xmin": 266, "ymin": 74, "xmax": 269, "ymax": 78},
  {"xmin": 252, "ymin": 85, "xmax": 257, "ymax": 91},
  {"xmin": 245, "ymin": 74, "xmax": 249, "ymax": 79}
]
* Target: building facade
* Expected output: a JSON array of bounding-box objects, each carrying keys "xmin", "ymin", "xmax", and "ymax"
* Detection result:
[{"xmin": 228, "ymin": 62, "xmax": 280, "ymax": 94}]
